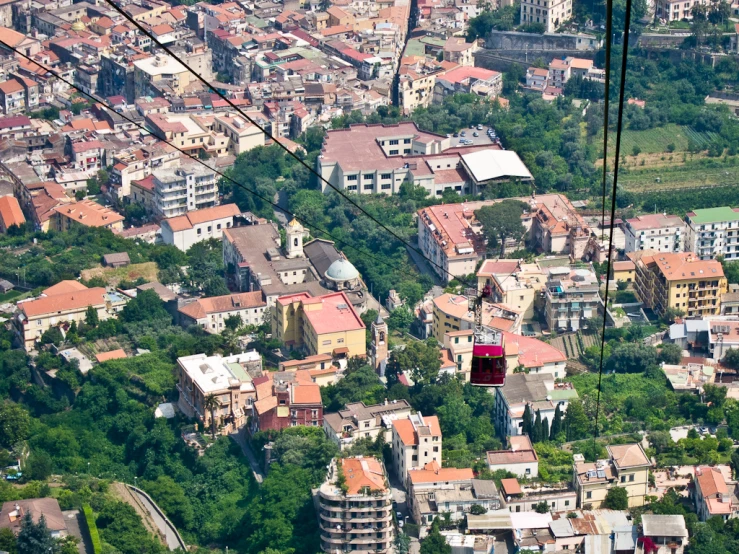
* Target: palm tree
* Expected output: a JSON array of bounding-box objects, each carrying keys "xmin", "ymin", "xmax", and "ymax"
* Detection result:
[{"xmin": 203, "ymin": 394, "xmax": 220, "ymax": 440}]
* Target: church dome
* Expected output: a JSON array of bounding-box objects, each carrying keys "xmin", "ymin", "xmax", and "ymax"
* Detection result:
[
  {"xmin": 71, "ymin": 19, "xmax": 86, "ymax": 31},
  {"xmin": 325, "ymin": 258, "xmax": 359, "ymax": 281}
]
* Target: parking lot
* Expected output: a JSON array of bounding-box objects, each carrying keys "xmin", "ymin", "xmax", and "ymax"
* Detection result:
[{"xmin": 449, "ymin": 126, "xmax": 500, "ymax": 148}]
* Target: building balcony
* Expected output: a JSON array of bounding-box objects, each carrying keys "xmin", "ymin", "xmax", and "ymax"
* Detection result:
[{"xmin": 320, "ymin": 533, "xmax": 390, "ymax": 545}]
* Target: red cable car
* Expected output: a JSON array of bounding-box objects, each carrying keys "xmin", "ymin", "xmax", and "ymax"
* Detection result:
[{"xmin": 470, "ymin": 327, "xmax": 506, "ymax": 387}]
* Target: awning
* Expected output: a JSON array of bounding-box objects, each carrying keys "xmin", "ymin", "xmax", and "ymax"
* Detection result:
[{"xmin": 333, "ymin": 347, "xmax": 349, "ymax": 355}]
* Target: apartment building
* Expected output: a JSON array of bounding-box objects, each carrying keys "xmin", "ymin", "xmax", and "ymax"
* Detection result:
[
  {"xmin": 317, "ymin": 457, "xmax": 394, "ymax": 554},
  {"xmin": 154, "ymin": 164, "xmax": 218, "ymax": 218},
  {"xmin": 500, "ymin": 478, "xmax": 577, "ymax": 514},
  {"xmin": 433, "ymin": 67, "xmax": 503, "ymax": 104},
  {"xmin": 638, "ymin": 515, "xmax": 688, "ymax": 554},
  {"xmin": 493, "ymin": 373, "xmax": 578, "ymax": 438},
  {"xmin": 573, "ymin": 444, "xmax": 652, "ymax": 508},
  {"xmin": 520, "ymin": 0, "xmax": 572, "ymax": 32},
  {"xmin": 547, "ymin": 57, "xmax": 603, "ymax": 88},
  {"xmin": 391, "ymin": 413, "xmax": 442, "ymax": 485},
  {"xmin": 442, "ymin": 330, "xmax": 475, "ymax": 376},
  {"xmin": 442, "ymin": 37, "xmax": 478, "ymax": 66},
  {"xmin": 110, "ymin": 142, "xmax": 179, "ymax": 199},
  {"xmin": 486, "ymin": 435, "xmax": 539, "ymax": 478},
  {"xmin": 476, "ymin": 259, "xmax": 546, "ymax": 319},
  {"xmin": 414, "ymin": 478, "xmax": 501, "ymax": 525},
  {"xmin": 0, "ymin": 77, "xmax": 38, "ymax": 115},
  {"xmin": 655, "ymin": 0, "xmax": 709, "ymax": 21},
  {"xmin": 176, "ymin": 351, "xmax": 261, "ymax": 435},
  {"xmin": 693, "ymin": 466, "xmax": 739, "ymax": 522},
  {"xmin": 323, "ymin": 399, "xmax": 412, "ymax": 450},
  {"xmin": 212, "ymin": 113, "xmax": 265, "ymax": 155},
  {"xmin": 160, "ymin": 204, "xmax": 241, "ymax": 251},
  {"xmin": 272, "ymin": 291, "xmax": 366, "ymax": 358},
  {"xmin": 631, "ymin": 250, "xmax": 727, "ymax": 317},
  {"xmin": 51, "ymin": 200, "xmax": 124, "ymax": 233},
  {"xmin": 133, "ymin": 54, "xmax": 193, "ymax": 97},
  {"xmin": 13, "ymin": 282, "xmax": 127, "ymax": 350},
  {"xmin": 624, "ymin": 213, "xmax": 685, "ymax": 254},
  {"xmin": 686, "ymin": 206, "xmax": 739, "ymax": 261},
  {"xmin": 544, "ymin": 265, "xmax": 601, "ymax": 332},
  {"xmin": 178, "ymin": 291, "xmax": 268, "ymax": 332},
  {"xmin": 0, "ymin": 195, "xmax": 25, "ymax": 233},
  {"xmin": 250, "ymin": 370, "xmax": 323, "ymax": 432}
]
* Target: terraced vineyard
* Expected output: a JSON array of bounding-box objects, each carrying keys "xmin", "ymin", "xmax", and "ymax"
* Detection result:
[{"xmin": 604, "ymin": 124, "xmax": 718, "ymax": 156}]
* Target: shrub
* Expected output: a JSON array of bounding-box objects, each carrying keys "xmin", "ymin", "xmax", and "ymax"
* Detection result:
[{"xmin": 83, "ymin": 504, "xmax": 102, "ymax": 554}]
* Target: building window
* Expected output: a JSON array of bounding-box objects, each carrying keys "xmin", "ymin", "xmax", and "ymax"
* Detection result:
[
  {"xmin": 586, "ymin": 491, "xmax": 592, "ymax": 499},
  {"xmin": 381, "ymin": 173, "xmax": 391, "ymax": 180},
  {"xmin": 347, "ymin": 174, "xmax": 358, "ymax": 181},
  {"xmin": 389, "ymin": 139, "xmax": 399, "ymax": 145},
  {"xmin": 389, "ymin": 150, "xmax": 398, "ymax": 155},
  {"xmin": 197, "ymin": 228, "xmax": 202, "ymax": 235},
  {"xmin": 629, "ymin": 474, "xmax": 635, "ymax": 482},
  {"xmin": 404, "ymin": 138, "xmax": 411, "ymax": 144},
  {"xmin": 364, "ymin": 174, "xmax": 374, "ymax": 180},
  {"xmin": 381, "ymin": 184, "xmax": 391, "ymax": 190}
]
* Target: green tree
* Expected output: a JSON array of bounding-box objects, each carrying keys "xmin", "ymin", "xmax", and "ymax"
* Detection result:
[
  {"xmin": 522, "ymin": 403, "xmax": 533, "ymax": 438},
  {"xmin": 603, "ymin": 486, "xmax": 628, "ymax": 510},
  {"xmin": 474, "ymin": 201, "xmax": 528, "ymax": 258},
  {"xmin": 704, "ymin": 384, "xmax": 728, "ymax": 409},
  {"xmin": 224, "ymin": 314, "xmax": 242, "ymax": 332},
  {"xmin": 420, "ymin": 518, "xmax": 452, "ymax": 554},
  {"xmin": 16, "ymin": 512, "xmax": 59, "ymax": 554},
  {"xmin": 469, "ymin": 504, "xmax": 487, "ymax": 515},
  {"xmin": 387, "ymin": 339, "xmax": 442, "ymax": 386},
  {"xmin": 121, "ymin": 289, "xmax": 170, "ymax": 323},
  {"xmin": 723, "ymin": 349, "xmax": 739, "ymax": 370},
  {"xmin": 550, "ymin": 404, "xmax": 562, "ymax": 440},
  {"xmin": 0, "ymin": 528, "xmax": 17, "ymax": 554},
  {"xmin": 40, "ymin": 327, "xmax": 64, "ymax": 346},
  {"xmin": 540, "ymin": 415, "xmax": 549, "ymax": 443},
  {"xmin": 0, "ymin": 402, "xmax": 30, "ymax": 449},
  {"xmin": 532, "ymin": 409, "xmax": 542, "ymax": 443},
  {"xmin": 659, "ymin": 343, "xmax": 683, "ymax": 365},
  {"xmin": 564, "ymin": 400, "xmax": 589, "ymax": 441},
  {"xmin": 85, "ymin": 305, "xmax": 99, "ymax": 328},
  {"xmin": 204, "ymin": 394, "xmax": 220, "ymax": 440},
  {"xmin": 606, "ymin": 343, "xmax": 658, "ymax": 374},
  {"xmin": 533, "ymin": 501, "xmax": 550, "ymax": 513},
  {"xmin": 395, "ymin": 532, "xmax": 411, "ymax": 554},
  {"xmin": 24, "ymin": 452, "xmax": 53, "ymax": 481}
]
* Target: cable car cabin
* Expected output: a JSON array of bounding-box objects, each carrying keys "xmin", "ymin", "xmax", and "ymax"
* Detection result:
[{"xmin": 470, "ymin": 328, "xmax": 506, "ymax": 387}]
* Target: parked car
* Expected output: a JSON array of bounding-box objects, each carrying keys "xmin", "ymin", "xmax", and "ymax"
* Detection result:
[
  {"xmin": 477, "ymin": 124, "xmax": 483, "ymax": 130},
  {"xmin": 473, "ymin": 132, "xmax": 479, "ymax": 137}
]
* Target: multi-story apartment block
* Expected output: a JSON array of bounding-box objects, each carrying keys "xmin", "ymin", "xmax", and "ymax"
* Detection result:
[
  {"xmin": 573, "ymin": 444, "xmax": 652, "ymax": 508},
  {"xmin": 544, "ymin": 265, "xmax": 600, "ymax": 332},
  {"xmin": 693, "ymin": 466, "xmax": 739, "ymax": 522},
  {"xmin": 637, "ymin": 515, "xmax": 688, "ymax": 554},
  {"xmin": 686, "ymin": 206, "xmax": 739, "ymax": 261},
  {"xmin": 160, "ymin": 204, "xmax": 241, "ymax": 251},
  {"xmin": 272, "ymin": 291, "xmax": 366, "ymax": 358},
  {"xmin": 547, "ymin": 57, "xmax": 603, "ymax": 88},
  {"xmin": 655, "ymin": 0, "xmax": 709, "ymax": 21},
  {"xmin": 391, "ymin": 413, "xmax": 441, "ymax": 485},
  {"xmin": 178, "ymin": 291, "xmax": 268, "ymax": 332},
  {"xmin": 13, "ymin": 282, "xmax": 127, "ymax": 350},
  {"xmin": 624, "ymin": 213, "xmax": 685, "ymax": 254},
  {"xmin": 493, "ymin": 373, "xmax": 578, "ymax": 438},
  {"xmin": 211, "ymin": 114, "xmax": 265, "ymax": 155},
  {"xmin": 323, "ymin": 399, "xmax": 412, "ymax": 450},
  {"xmin": 317, "ymin": 457, "xmax": 394, "ymax": 554},
  {"xmin": 520, "ymin": 0, "xmax": 572, "ymax": 32},
  {"xmin": 154, "ymin": 164, "xmax": 218, "ymax": 218},
  {"xmin": 442, "ymin": 330, "xmax": 475, "ymax": 375},
  {"xmin": 133, "ymin": 54, "xmax": 193, "ymax": 97},
  {"xmin": 500, "ymin": 478, "xmax": 577, "ymax": 514},
  {"xmin": 249, "ymin": 370, "xmax": 323, "ymax": 432},
  {"xmin": 442, "ymin": 37, "xmax": 478, "ymax": 66},
  {"xmin": 176, "ymin": 351, "xmax": 261, "ymax": 435},
  {"xmin": 414, "ymin": 477, "xmax": 501, "ymax": 525},
  {"xmin": 631, "ymin": 250, "xmax": 727, "ymax": 317},
  {"xmin": 110, "ymin": 142, "xmax": 179, "ymax": 199},
  {"xmin": 476, "ymin": 259, "xmax": 546, "ymax": 319}
]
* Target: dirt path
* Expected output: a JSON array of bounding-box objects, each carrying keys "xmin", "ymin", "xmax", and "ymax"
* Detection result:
[{"xmin": 110, "ymin": 482, "xmax": 167, "ymax": 547}]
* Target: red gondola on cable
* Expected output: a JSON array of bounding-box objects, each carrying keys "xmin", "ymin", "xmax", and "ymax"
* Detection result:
[{"xmin": 469, "ymin": 285, "xmax": 506, "ymax": 387}]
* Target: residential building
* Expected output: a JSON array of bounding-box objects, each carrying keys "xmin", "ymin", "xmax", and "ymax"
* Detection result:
[
  {"xmin": 278, "ymin": 354, "xmax": 341, "ymax": 386},
  {"xmin": 13, "ymin": 283, "xmax": 127, "ymax": 350},
  {"xmin": 154, "ymin": 164, "xmax": 218, "ymax": 218},
  {"xmin": 655, "ymin": 0, "xmax": 710, "ymax": 21},
  {"xmin": 573, "ymin": 444, "xmax": 652, "ymax": 508},
  {"xmin": 176, "ymin": 351, "xmax": 261, "ymax": 435},
  {"xmin": 0, "ymin": 77, "xmax": 38, "ymax": 115},
  {"xmin": 431, "ymin": 293, "xmax": 473, "ymax": 342},
  {"xmin": 433, "ymin": 67, "xmax": 503, "ymax": 103},
  {"xmin": 693, "ymin": 466, "xmax": 739, "ymax": 522},
  {"xmin": 418, "ymin": 195, "xmax": 590, "ymax": 282},
  {"xmin": 624, "ymin": 213, "xmax": 685, "ymax": 254},
  {"xmin": 544, "ymin": 265, "xmax": 601, "ymax": 332},
  {"xmin": 0, "ymin": 195, "xmax": 25, "ymax": 232},
  {"xmin": 686, "ymin": 206, "xmax": 739, "ymax": 261},
  {"xmin": 250, "ymin": 370, "xmax": 323, "ymax": 432},
  {"xmin": 391, "ymin": 413, "xmax": 442, "ymax": 485},
  {"xmin": 160, "ymin": 203, "xmax": 241, "ymax": 251},
  {"xmin": 493, "ymin": 373, "xmax": 578, "ymax": 438},
  {"xmin": 443, "ymin": 330, "xmax": 474, "ymax": 376},
  {"xmin": 133, "ymin": 54, "xmax": 193, "ymax": 97},
  {"xmin": 636, "ymin": 515, "xmax": 688, "ymax": 554},
  {"xmin": 499, "ymin": 478, "xmax": 577, "ymax": 513},
  {"xmin": 51, "ymin": 200, "xmax": 124, "ymax": 233},
  {"xmin": 212, "ymin": 113, "xmax": 265, "ymax": 155},
  {"xmin": 178, "ymin": 291, "xmax": 268, "ymax": 332},
  {"xmin": 721, "ymin": 290, "xmax": 739, "ymax": 315},
  {"xmin": 323, "ymin": 399, "xmax": 412, "ymax": 450},
  {"xmin": 520, "ymin": 0, "xmax": 572, "ymax": 32},
  {"xmin": 662, "ymin": 361, "xmax": 715, "ymax": 392},
  {"xmin": 272, "ymin": 291, "xmax": 366, "ymax": 359},
  {"xmin": 413, "ymin": 478, "xmax": 501, "ymax": 525},
  {"xmin": 317, "ymin": 457, "xmax": 394, "ymax": 554},
  {"xmin": 504, "ymin": 332, "xmax": 568, "ymax": 378},
  {"xmin": 443, "ymin": 37, "xmax": 478, "ymax": 66},
  {"xmin": 631, "ymin": 250, "xmax": 727, "ymax": 317},
  {"xmin": 476, "ymin": 259, "xmax": 547, "ymax": 320},
  {"xmin": 612, "ymin": 260, "xmax": 636, "ymax": 284},
  {"xmin": 486, "ymin": 435, "xmax": 539, "ymax": 478},
  {"xmin": 0, "ymin": 498, "xmax": 67, "ymax": 538},
  {"xmin": 526, "ymin": 67, "xmax": 549, "ymax": 91}
]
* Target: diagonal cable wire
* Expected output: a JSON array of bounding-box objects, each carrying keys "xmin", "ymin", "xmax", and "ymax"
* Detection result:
[
  {"xmin": 0, "ymin": 38, "xmax": 427, "ymax": 283},
  {"xmin": 600, "ymin": 0, "xmax": 613, "ymax": 237},
  {"xmin": 593, "ymin": 0, "xmax": 634, "ymax": 445},
  {"xmin": 98, "ymin": 0, "xmax": 477, "ymax": 285}
]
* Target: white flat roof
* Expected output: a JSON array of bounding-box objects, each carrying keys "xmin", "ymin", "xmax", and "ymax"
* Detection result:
[
  {"xmin": 462, "ymin": 149, "xmax": 533, "ymax": 182},
  {"xmin": 178, "ymin": 352, "xmax": 259, "ymax": 394},
  {"xmin": 133, "ymin": 54, "xmax": 187, "ymax": 76}
]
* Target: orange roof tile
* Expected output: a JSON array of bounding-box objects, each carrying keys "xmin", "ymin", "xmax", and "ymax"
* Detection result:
[
  {"xmin": 408, "ymin": 466, "xmax": 473, "ymax": 484},
  {"xmin": 42, "ymin": 280, "xmax": 88, "ymax": 296},
  {"xmin": 696, "ymin": 466, "xmax": 728, "ymax": 498},
  {"xmin": 341, "ymin": 457, "xmax": 387, "ymax": 495},
  {"xmin": 500, "ymin": 478, "xmax": 522, "ymax": 495},
  {"xmin": 95, "ymin": 349, "xmax": 127, "ymax": 362},
  {"xmin": 392, "ymin": 415, "xmax": 440, "ymax": 445},
  {"xmin": 53, "ymin": 200, "xmax": 124, "ymax": 228},
  {"xmin": 163, "ymin": 204, "xmax": 240, "ymax": 232},
  {"xmin": 21, "ymin": 288, "xmax": 107, "ymax": 318},
  {"xmin": 290, "ymin": 382, "xmax": 322, "ymax": 404},
  {"xmin": 178, "ymin": 291, "xmax": 265, "ymax": 320},
  {"xmin": 0, "ymin": 195, "xmax": 25, "ymax": 229}
]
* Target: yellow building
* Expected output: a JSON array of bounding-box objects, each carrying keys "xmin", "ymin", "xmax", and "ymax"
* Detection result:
[
  {"xmin": 431, "ymin": 293, "xmax": 473, "ymax": 343},
  {"xmin": 612, "ymin": 260, "xmax": 636, "ymax": 284},
  {"xmin": 573, "ymin": 444, "xmax": 651, "ymax": 508},
  {"xmin": 443, "ymin": 330, "xmax": 474, "ymax": 379},
  {"xmin": 476, "ymin": 259, "xmax": 546, "ymax": 320},
  {"xmin": 631, "ymin": 251, "xmax": 727, "ymax": 317},
  {"xmin": 273, "ymin": 291, "xmax": 366, "ymax": 359},
  {"xmin": 51, "ymin": 200, "xmax": 124, "ymax": 232}
]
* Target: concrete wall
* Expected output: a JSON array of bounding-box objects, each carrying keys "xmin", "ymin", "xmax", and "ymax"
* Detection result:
[{"xmin": 484, "ymin": 30, "xmax": 598, "ymax": 51}]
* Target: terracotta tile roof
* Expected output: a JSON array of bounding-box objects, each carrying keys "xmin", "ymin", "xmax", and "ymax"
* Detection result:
[
  {"xmin": 408, "ymin": 465, "xmax": 473, "ymax": 484},
  {"xmin": 477, "ymin": 259, "xmax": 521, "ymax": 276},
  {"xmin": 607, "ymin": 444, "xmax": 650, "ymax": 469},
  {"xmin": 0, "ymin": 114, "xmax": 31, "ymax": 129},
  {"xmin": 696, "ymin": 466, "xmax": 728, "ymax": 498},
  {"xmin": 178, "ymin": 291, "xmax": 265, "ymax": 320},
  {"xmin": 641, "ymin": 252, "xmax": 724, "ymax": 281},
  {"xmin": 0, "ymin": 79, "xmax": 23, "ymax": 94},
  {"xmin": 341, "ymin": 457, "xmax": 387, "ymax": 495},
  {"xmin": 0, "ymin": 195, "xmax": 25, "ymax": 229},
  {"xmin": 0, "ymin": 27, "xmax": 28, "ymax": 48},
  {"xmin": 42, "ymin": 280, "xmax": 88, "ymax": 296},
  {"xmin": 290, "ymin": 382, "xmax": 322, "ymax": 404},
  {"xmin": 53, "ymin": 200, "xmax": 124, "ymax": 228},
  {"xmin": 612, "ymin": 261, "xmax": 635, "ymax": 271},
  {"xmin": 502, "ymin": 332, "xmax": 566, "ymax": 368},
  {"xmin": 0, "ymin": 498, "xmax": 66, "ymax": 534},
  {"xmin": 163, "ymin": 204, "xmax": 240, "ymax": 232},
  {"xmin": 95, "ymin": 349, "xmax": 127, "ymax": 362},
  {"xmin": 278, "ymin": 291, "xmax": 364, "ymax": 335},
  {"xmin": 20, "ymin": 287, "xmax": 107, "ymax": 318},
  {"xmin": 500, "ymin": 478, "xmax": 522, "ymax": 495},
  {"xmin": 392, "ymin": 415, "xmax": 440, "ymax": 445},
  {"xmin": 487, "ymin": 449, "xmax": 537, "ymax": 466}
]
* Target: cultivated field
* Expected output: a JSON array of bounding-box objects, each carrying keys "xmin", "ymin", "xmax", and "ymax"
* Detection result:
[
  {"xmin": 80, "ymin": 261, "xmax": 159, "ymax": 286},
  {"xmin": 605, "ymin": 124, "xmax": 718, "ymax": 155}
]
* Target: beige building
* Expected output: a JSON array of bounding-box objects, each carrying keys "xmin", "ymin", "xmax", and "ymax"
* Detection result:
[
  {"xmin": 317, "ymin": 457, "xmax": 394, "ymax": 554},
  {"xmin": 176, "ymin": 351, "xmax": 260, "ymax": 435},
  {"xmin": 573, "ymin": 444, "xmax": 651, "ymax": 508},
  {"xmin": 520, "ymin": 0, "xmax": 572, "ymax": 32},
  {"xmin": 133, "ymin": 54, "xmax": 193, "ymax": 97},
  {"xmin": 273, "ymin": 291, "xmax": 366, "ymax": 358},
  {"xmin": 477, "ymin": 259, "xmax": 546, "ymax": 320},
  {"xmin": 624, "ymin": 213, "xmax": 685, "ymax": 254},
  {"xmin": 160, "ymin": 204, "xmax": 241, "ymax": 251},
  {"xmin": 443, "ymin": 330, "xmax": 474, "ymax": 377},
  {"xmin": 323, "ymin": 399, "xmax": 413, "ymax": 450},
  {"xmin": 693, "ymin": 466, "xmax": 739, "ymax": 522},
  {"xmin": 544, "ymin": 265, "xmax": 601, "ymax": 333},
  {"xmin": 178, "ymin": 291, "xmax": 268, "ymax": 332},
  {"xmin": 51, "ymin": 200, "xmax": 124, "ymax": 232},
  {"xmin": 391, "ymin": 413, "xmax": 442, "ymax": 485},
  {"xmin": 443, "ymin": 37, "xmax": 478, "ymax": 66},
  {"xmin": 212, "ymin": 114, "xmax": 266, "ymax": 155}
]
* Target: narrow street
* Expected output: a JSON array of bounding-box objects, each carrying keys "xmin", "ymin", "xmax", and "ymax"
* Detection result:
[{"xmin": 230, "ymin": 429, "xmax": 265, "ymax": 484}]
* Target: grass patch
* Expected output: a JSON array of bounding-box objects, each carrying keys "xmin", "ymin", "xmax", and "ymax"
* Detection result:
[
  {"xmin": 618, "ymin": 160, "xmax": 739, "ymax": 193},
  {"xmin": 605, "ymin": 124, "xmax": 718, "ymax": 156},
  {"xmin": 0, "ymin": 289, "xmax": 23, "ymax": 303},
  {"xmin": 80, "ymin": 261, "xmax": 159, "ymax": 287}
]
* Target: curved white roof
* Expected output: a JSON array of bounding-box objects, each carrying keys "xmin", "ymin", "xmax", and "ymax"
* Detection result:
[{"xmin": 326, "ymin": 258, "xmax": 359, "ymax": 281}]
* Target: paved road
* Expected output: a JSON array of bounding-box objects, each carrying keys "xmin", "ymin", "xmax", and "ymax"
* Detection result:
[
  {"xmin": 62, "ymin": 510, "xmax": 91, "ymax": 554},
  {"xmin": 230, "ymin": 429, "xmax": 265, "ymax": 484},
  {"xmin": 131, "ymin": 488, "xmax": 184, "ymax": 551}
]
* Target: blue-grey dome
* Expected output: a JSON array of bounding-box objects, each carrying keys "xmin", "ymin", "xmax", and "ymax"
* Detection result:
[{"xmin": 326, "ymin": 258, "xmax": 359, "ymax": 281}]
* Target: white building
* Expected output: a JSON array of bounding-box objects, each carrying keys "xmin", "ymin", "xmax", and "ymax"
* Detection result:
[
  {"xmin": 178, "ymin": 291, "xmax": 268, "ymax": 332},
  {"xmin": 685, "ymin": 206, "xmax": 739, "ymax": 261},
  {"xmin": 486, "ymin": 435, "xmax": 539, "ymax": 478},
  {"xmin": 154, "ymin": 164, "xmax": 218, "ymax": 218},
  {"xmin": 160, "ymin": 203, "xmax": 240, "ymax": 251},
  {"xmin": 520, "ymin": 0, "xmax": 572, "ymax": 32},
  {"xmin": 391, "ymin": 413, "xmax": 442, "ymax": 486},
  {"xmin": 493, "ymin": 373, "xmax": 578, "ymax": 438},
  {"xmin": 624, "ymin": 213, "xmax": 685, "ymax": 254},
  {"xmin": 323, "ymin": 400, "xmax": 412, "ymax": 450}
]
